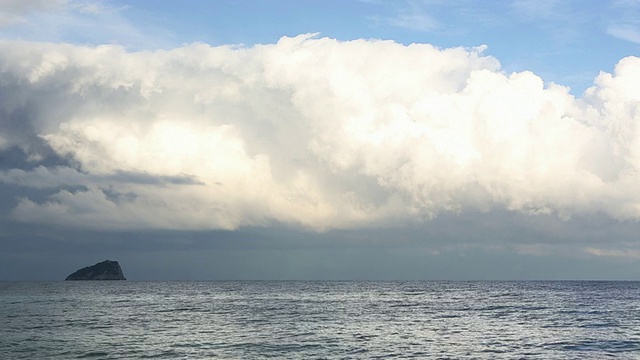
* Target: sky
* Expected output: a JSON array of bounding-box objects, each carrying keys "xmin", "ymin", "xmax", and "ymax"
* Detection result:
[{"xmin": 0, "ymin": 0, "xmax": 639, "ymax": 281}]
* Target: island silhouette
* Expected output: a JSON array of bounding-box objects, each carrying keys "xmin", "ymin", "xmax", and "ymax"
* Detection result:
[{"xmin": 65, "ymin": 260, "xmax": 126, "ymax": 280}]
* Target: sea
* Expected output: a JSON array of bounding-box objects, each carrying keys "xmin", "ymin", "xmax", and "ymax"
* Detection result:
[{"xmin": 1, "ymin": 281, "xmax": 639, "ymax": 359}]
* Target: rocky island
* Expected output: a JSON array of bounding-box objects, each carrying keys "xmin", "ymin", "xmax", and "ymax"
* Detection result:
[{"xmin": 65, "ymin": 260, "xmax": 126, "ymax": 280}]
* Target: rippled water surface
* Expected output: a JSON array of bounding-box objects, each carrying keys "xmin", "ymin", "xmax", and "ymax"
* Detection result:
[{"xmin": 1, "ymin": 281, "xmax": 640, "ymax": 359}]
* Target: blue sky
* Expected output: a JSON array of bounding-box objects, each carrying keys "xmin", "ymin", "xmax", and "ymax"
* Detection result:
[{"xmin": 1, "ymin": 1, "xmax": 640, "ymax": 280}]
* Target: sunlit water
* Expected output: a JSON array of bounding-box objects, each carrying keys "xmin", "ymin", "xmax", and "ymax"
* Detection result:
[{"xmin": 1, "ymin": 281, "xmax": 639, "ymax": 359}]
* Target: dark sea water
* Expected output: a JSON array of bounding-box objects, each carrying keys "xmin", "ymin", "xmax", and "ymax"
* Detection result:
[{"xmin": 1, "ymin": 281, "xmax": 640, "ymax": 359}]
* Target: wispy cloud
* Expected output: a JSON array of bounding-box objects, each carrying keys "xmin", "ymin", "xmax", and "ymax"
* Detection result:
[
  {"xmin": 388, "ymin": 0, "xmax": 443, "ymax": 32},
  {"xmin": 585, "ymin": 247, "xmax": 640, "ymax": 259},
  {"xmin": 387, "ymin": 12, "xmax": 439, "ymax": 32},
  {"xmin": 0, "ymin": 0, "xmax": 172, "ymax": 49},
  {"xmin": 366, "ymin": 0, "xmax": 441, "ymax": 32},
  {"xmin": 607, "ymin": 24, "xmax": 640, "ymax": 43},
  {"xmin": 73, "ymin": 1, "xmax": 128, "ymax": 15},
  {"xmin": 0, "ymin": 0, "xmax": 67, "ymax": 26},
  {"xmin": 510, "ymin": 0, "xmax": 564, "ymax": 20},
  {"xmin": 606, "ymin": 0, "xmax": 640, "ymax": 43}
]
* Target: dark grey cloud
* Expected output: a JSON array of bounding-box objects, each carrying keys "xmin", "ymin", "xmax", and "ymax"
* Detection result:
[{"xmin": 2, "ymin": 210, "xmax": 640, "ymax": 280}]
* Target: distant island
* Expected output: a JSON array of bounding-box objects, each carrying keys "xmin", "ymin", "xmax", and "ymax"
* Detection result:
[{"xmin": 65, "ymin": 260, "xmax": 126, "ymax": 280}]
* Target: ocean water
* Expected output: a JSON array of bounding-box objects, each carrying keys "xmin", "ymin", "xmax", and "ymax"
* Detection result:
[{"xmin": 1, "ymin": 281, "xmax": 639, "ymax": 359}]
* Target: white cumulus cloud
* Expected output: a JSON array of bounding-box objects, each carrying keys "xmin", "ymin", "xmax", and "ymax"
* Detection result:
[{"xmin": 1, "ymin": 34, "xmax": 639, "ymax": 231}]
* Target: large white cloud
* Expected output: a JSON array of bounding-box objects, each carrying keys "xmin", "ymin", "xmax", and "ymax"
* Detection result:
[{"xmin": 0, "ymin": 34, "xmax": 639, "ymax": 231}]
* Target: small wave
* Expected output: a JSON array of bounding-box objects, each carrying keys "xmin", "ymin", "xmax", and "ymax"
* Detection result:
[
  {"xmin": 480, "ymin": 348, "xmax": 507, "ymax": 353},
  {"xmin": 434, "ymin": 313, "xmax": 460, "ymax": 319},
  {"xmin": 139, "ymin": 349, "xmax": 181, "ymax": 358},
  {"xmin": 578, "ymin": 322, "xmax": 618, "ymax": 328},
  {"xmin": 155, "ymin": 307, "xmax": 201, "ymax": 313},
  {"xmin": 76, "ymin": 351, "xmax": 109, "ymax": 358},
  {"xmin": 389, "ymin": 302, "xmax": 422, "ymax": 308},
  {"xmin": 518, "ymin": 306, "xmax": 547, "ymax": 311},
  {"xmin": 347, "ymin": 347, "xmax": 369, "ymax": 354},
  {"xmin": 546, "ymin": 340, "xmax": 640, "ymax": 353},
  {"xmin": 479, "ymin": 305, "xmax": 512, "ymax": 311},
  {"xmin": 403, "ymin": 291, "xmax": 427, "ymax": 296},
  {"xmin": 489, "ymin": 292, "xmax": 521, "ymax": 298},
  {"xmin": 353, "ymin": 333, "xmax": 378, "ymax": 341}
]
